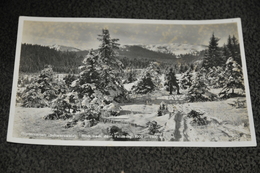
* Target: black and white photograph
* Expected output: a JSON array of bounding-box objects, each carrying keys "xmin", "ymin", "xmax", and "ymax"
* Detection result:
[{"xmin": 7, "ymin": 17, "xmax": 256, "ymax": 146}]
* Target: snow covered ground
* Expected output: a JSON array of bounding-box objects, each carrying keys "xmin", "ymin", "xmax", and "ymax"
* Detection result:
[
  {"xmin": 13, "ymin": 86, "xmax": 251, "ymax": 142},
  {"xmin": 12, "ymin": 74, "xmax": 251, "ymax": 142}
]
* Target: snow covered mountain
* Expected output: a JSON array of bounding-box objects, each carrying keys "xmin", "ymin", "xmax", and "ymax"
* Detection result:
[
  {"xmin": 50, "ymin": 44, "xmax": 82, "ymax": 52},
  {"xmin": 137, "ymin": 43, "xmax": 207, "ymax": 56}
]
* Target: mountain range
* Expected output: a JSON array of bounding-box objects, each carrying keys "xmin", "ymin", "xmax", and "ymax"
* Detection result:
[
  {"xmin": 20, "ymin": 43, "xmax": 207, "ymax": 73},
  {"xmin": 137, "ymin": 43, "xmax": 207, "ymax": 56},
  {"xmin": 50, "ymin": 44, "xmax": 82, "ymax": 52},
  {"xmin": 50, "ymin": 43, "xmax": 207, "ymax": 56},
  {"xmin": 50, "ymin": 43, "xmax": 207, "ymax": 62}
]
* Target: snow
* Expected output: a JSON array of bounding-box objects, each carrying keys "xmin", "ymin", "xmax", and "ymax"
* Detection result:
[
  {"xmin": 50, "ymin": 44, "xmax": 82, "ymax": 52},
  {"xmin": 14, "ymin": 72, "xmax": 251, "ymax": 142},
  {"xmin": 139, "ymin": 43, "xmax": 207, "ymax": 56},
  {"xmin": 124, "ymin": 82, "xmax": 137, "ymax": 91}
]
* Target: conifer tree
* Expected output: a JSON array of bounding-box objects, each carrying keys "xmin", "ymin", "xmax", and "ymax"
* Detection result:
[
  {"xmin": 205, "ymin": 66, "xmax": 225, "ymax": 88},
  {"xmin": 47, "ymin": 29, "xmax": 127, "ymax": 122},
  {"xmin": 202, "ymin": 33, "xmax": 224, "ymax": 70},
  {"xmin": 222, "ymin": 44, "xmax": 230, "ymax": 63},
  {"xmin": 132, "ymin": 72, "xmax": 155, "ymax": 94},
  {"xmin": 227, "ymin": 35, "xmax": 241, "ymax": 66},
  {"xmin": 97, "ymin": 29, "xmax": 123, "ymax": 71},
  {"xmin": 187, "ymin": 68, "xmax": 216, "ymax": 102},
  {"xmin": 180, "ymin": 69, "xmax": 193, "ymax": 90},
  {"xmin": 219, "ymin": 57, "xmax": 245, "ymax": 98},
  {"xmin": 20, "ymin": 65, "xmax": 59, "ymax": 107},
  {"xmin": 202, "ymin": 49, "xmax": 211, "ymax": 70},
  {"xmin": 132, "ymin": 62, "xmax": 161, "ymax": 94}
]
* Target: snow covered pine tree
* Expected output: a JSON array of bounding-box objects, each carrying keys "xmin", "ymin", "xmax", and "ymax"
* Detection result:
[
  {"xmin": 20, "ymin": 65, "xmax": 59, "ymax": 108},
  {"xmin": 219, "ymin": 57, "xmax": 245, "ymax": 98},
  {"xmin": 180, "ymin": 68, "xmax": 193, "ymax": 90},
  {"xmin": 187, "ymin": 68, "xmax": 217, "ymax": 102},
  {"xmin": 56, "ymin": 29, "xmax": 128, "ymax": 127},
  {"xmin": 132, "ymin": 62, "xmax": 161, "ymax": 94}
]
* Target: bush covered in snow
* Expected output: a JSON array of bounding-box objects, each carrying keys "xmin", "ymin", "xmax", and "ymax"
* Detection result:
[
  {"xmin": 146, "ymin": 121, "xmax": 162, "ymax": 135},
  {"xmin": 132, "ymin": 62, "xmax": 161, "ymax": 94},
  {"xmin": 179, "ymin": 69, "xmax": 193, "ymax": 90},
  {"xmin": 205, "ymin": 66, "xmax": 225, "ymax": 88},
  {"xmin": 187, "ymin": 69, "xmax": 217, "ymax": 102},
  {"xmin": 20, "ymin": 65, "xmax": 62, "ymax": 108},
  {"xmin": 157, "ymin": 101, "xmax": 169, "ymax": 116},
  {"xmin": 187, "ymin": 110, "xmax": 209, "ymax": 126},
  {"xmin": 219, "ymin": 57, "xmax": 245, "ymax": 99},
  {"xmin": 123, "ymin": 68, "xmax": 138, "ymax": 84}
]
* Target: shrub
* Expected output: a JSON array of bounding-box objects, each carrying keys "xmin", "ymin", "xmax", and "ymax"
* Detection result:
[
  {"xmin": 146, "ymin": 121, "xmax": 162, "ymax": 135},
  {"xmin": 187, "ymin": 110, "xmax": 209, "ymax": 126}
]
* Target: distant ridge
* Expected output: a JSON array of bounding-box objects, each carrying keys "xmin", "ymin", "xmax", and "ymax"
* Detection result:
[
  {"xmin": 136, "ymin": 43, "xmax": 207, "ymax": 56},
  {"xmin": 50, "ymin": 44, "xmax": 82, "ymax": 52}
]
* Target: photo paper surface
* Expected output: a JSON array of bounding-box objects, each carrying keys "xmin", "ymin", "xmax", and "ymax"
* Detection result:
[{"xmin": 7, "ymin": 17, "xmax": 256, "ymax": 146}]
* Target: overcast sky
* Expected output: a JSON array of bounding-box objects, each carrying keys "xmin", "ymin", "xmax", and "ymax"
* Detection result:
[{"xmin": 22, "ymin": 20, "xmax": 239, "ymax": 50}]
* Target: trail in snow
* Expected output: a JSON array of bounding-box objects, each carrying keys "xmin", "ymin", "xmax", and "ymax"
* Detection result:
[{"xmin": 173, "ymin": 112, "xmax": 183, "ymax": 141}]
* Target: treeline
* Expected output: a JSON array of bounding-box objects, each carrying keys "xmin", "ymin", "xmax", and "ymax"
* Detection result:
[
  {"xmin": 119, "ymin": 57, "xmax": 153, "ymax": 69},
  {"xmin": 202, "ymin": 34, "xmax": 241, "ymax": 69},
  {"xmin": 19, "ymin": 44, "xmax": 84, "ymax": 73}
]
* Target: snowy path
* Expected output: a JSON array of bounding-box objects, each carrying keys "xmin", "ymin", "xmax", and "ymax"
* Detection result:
[{"xmin": 173, "ymin": 112, "xmax": 183, "ymax": 141}]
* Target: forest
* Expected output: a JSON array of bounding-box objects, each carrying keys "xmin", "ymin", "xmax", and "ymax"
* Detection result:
[{"xmin": 14, "ymin": 29, "xmax": 250, "ymax": 142}]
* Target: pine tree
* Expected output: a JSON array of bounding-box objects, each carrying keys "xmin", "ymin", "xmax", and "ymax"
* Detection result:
[
  {"xmin": 205, "ymin": 66, "xmax": 225, "ymax": 88},
  {"xmin": 63, "ymin": 73, "xmax": 77, "ymax": 88},
  {"xmin": 47, "ymin": 29, "xmax": 127, "ymax": 123},
  {"xmin": 187, "ymin": 68, "xmax": 217, "ymax": 102},
  {"xmin": 20, "ymin": 65, "xmax": 59, "ymax": 107},
  {"xmin": 190, "ymin": 63, "xmax": 195, "ymax": 72},
  {"xmin": 232, "ymin": 36, "xmax": 241, "ymax": 65},
  {"xmin": 132, "ymin": 72, "xmax": 156, "ymax": 94},
  {"xmin": 202, "ymin": 33, "xmax": 224, "ymax": 70},
  {"xmin": 180, "ymin": 69, "xmax": 193, "ymax": 90},
  {"xmin": 227, "ymin": 35, "xmax": 241, "ymax": 66},
  {"xmin": 219, "ymin": 57, "xmax": 245, "ymax": 98},
  {"xmin": 202, "ymin": 49, "xmax": 211, "ymax": 70},
  {"xmin": 97, "ymin": 29, "xmax": 123, "ymax": 71},
  {"xmin": 132, "ymin": 62, "xmax": 161, "ymax": 94},
  {"xmin": 222, "ymin": 44, "xmax": 230, "ymax": 63},
  {"xmin": 123, "ymin": 68, "xmax": 137, "ymax": 84}
]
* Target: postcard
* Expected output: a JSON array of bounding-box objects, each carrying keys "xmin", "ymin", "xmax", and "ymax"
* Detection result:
[{"xmin": 7, "ymin": 17, "xmax": 256, "ymax": 146}]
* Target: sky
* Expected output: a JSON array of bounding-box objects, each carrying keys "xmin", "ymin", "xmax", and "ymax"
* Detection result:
[{"xmin": 21, "ymin": 19, "xmax": 239, "ymax": 50}]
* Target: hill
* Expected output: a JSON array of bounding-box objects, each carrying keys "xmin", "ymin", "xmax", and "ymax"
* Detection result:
[
  {"xmin": 118, "ymin": 44, "xmax": 205, "ymax": 65},
  {"xmin": 19, "ymin": 43, "xmax": 205, "ymax": 73},
  {"xmin": 19, "ymin": 44, "xmax": 84, "ymax": 73}
]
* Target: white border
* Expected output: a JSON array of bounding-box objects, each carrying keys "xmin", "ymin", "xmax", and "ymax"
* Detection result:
[{"xmin": 7, "ymin": 17, "xmax": 257, "ymax": 147}]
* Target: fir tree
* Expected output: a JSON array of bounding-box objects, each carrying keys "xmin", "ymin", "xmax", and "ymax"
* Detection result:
[
  {"xmin": 97, "ymin": 29, "xmax": 123, "ymax": 71},
  {"xmin": 47, "ymin": 29, "xmax": 127, "ymax": 123},
  {"xmin": 132, "ymin": 72, "xmax": 156, "ymax": 94},
  {"xmin": 187, "ymin": 69, "xmax": 217, "ymax": 102},
  {"xmin": 132, "ymin": 62, "xmax": 161, "ymax": 94},
  {"xmin": 20, "ymin": 65, "xmax": 59, "ymax": 107},
  {"xmin": 63, "ymin": 73, "xmax": 77, "ymax": 88},
  {"xmin": 202, "ymin": 33, "xmax": 224, "ymax": 69},
  {"xmin": 227, "ymin": 35, "xmax": 241, "ymax": 66},
  {"xmin": 202, "ymin": 49, "xmax": 211, "ymax": 70},
  {"xmin": 219, "ymin": 57, "xmax": 245, "ymax": 98},
  {"xmin": 205, "ymin": 66, "xmax": 225, "ymax": 88},
  {"xmin": 180, "ymin": 69, "xmax": 193, "ymax": 90},
  {"xmin": 222, "ymin": 44, "xmax": 230, "ymax": 63},
  {"xmin": 231, "ymin": 36, "xmax": 241, "ymax": 65}
]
